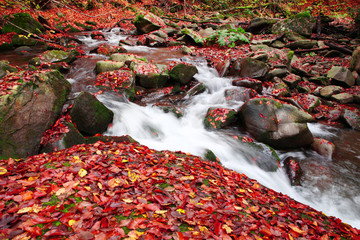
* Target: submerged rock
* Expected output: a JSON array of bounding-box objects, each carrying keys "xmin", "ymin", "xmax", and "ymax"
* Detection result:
[
  {"xmin": 70, "ymin": 92, "xmax": 114, "ymax": 136},
  {"xmin": 238, "ymin": 98, "xmax": 314, "ymax": 149},
  {"xmin": 283, "ymin": 157, "xmax": 303, "ymax": 186},
  {"xmin": 0, "ymin": 70, "xmax": 71, "ymax": 159},
  {"xmin": 29, "ymin": 50, "xmax": 79, "ymax": 66}
]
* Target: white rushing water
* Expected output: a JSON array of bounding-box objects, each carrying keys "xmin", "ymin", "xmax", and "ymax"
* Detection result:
[{"xmin": 79, "ymin": 31, "xmax": 360, "ymax": 229}]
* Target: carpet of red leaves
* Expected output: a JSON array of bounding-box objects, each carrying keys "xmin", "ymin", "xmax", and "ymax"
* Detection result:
[{"xmin": 0, "ymin": 141, "xmax": 359, "ymax": 239}]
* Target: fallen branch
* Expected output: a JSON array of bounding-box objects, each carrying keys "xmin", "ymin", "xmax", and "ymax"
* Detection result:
[{"xmin": 324, "ymin": 42, "xmax": 353, "ymax": 55}]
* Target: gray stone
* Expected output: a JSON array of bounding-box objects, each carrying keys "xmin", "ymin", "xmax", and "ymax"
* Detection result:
[
  {"xmin": 232, "ymin": 78, "xmax": 263, "ymax": 94},
  {"xmin": 285, "ymin": 40, "xmax": 318, "ymax": 50},
  {"xmin": 95, "ymin": 60, "xmax": 124, "ymax": 74},
  {"xmin": 169, "ymin": 63, "xmax": 198, "ymax": 85},
  {"xmin": 267, "ymin": 68, "xmax": 290, "ymax": 79},
  {"xmin": 319, "ymin": 85, "xmax": 343, "ymax": 98},
  {"xmin": 341, "ymin": 109, "xmax": 360, "ymax": 130},
  {"xmin": 327, "ymin": 66, "xmax": 355, "ymax": 87},
  {"xmin": 271, "ymin": 12, "xmax": 316, "ymax": 37},
  {"xmin": 227, "ymin": 57, "xmax": 269, "ymax": 79},
  {"xmin": 238, "ymin": 98, "xmax": 314, "ymax": 148},
  {"xmin": 29, "ymin": 50, "xmax": 79, "ymax": 66},
  {"xmin": 283, "ymin": 73, "xmax": 301, "ymax": 88},
  {"xmin": 133, "ymin": 13, "xmax": 164, "ymax": 34},
  {"xmin": 350, "ymin": 46, "xmax": 360, "ymax": 74},
  {"xmin": 311, "ymin": 137, "xmax": 335, "ymax": 159},
  {"xmin": 0, "ymin": 60, "xmax": 18, "ymax": 78},
  {"xmin": 331, "ymin": 93, "xmax": 353, "ymax": 104}
]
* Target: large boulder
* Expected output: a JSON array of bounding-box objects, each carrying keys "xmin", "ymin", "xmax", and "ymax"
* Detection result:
[
  {"xmin": 0, "ymin": 70, "xmax": 71, "ymax": 159},
  {"xmin": 341, "ymin": 109, "xmax": 360, "ymax": 130},
  {"xmin": 238, "ymin": 98, "xmax": 314, "ymax": 148},
  {"xmin": 179, "ymin": 28, "xmax": 205, "ymax": 46},
  {"xmin": 311, "ymin": 137, "xmax": 336, "ymax": 159},
  {"xmin": 95, "ymin": 70, "xmax": 136, "ymax": 99},
  {"xmin": 271, "ymin": 11, "xmax": 316, "ymax": 37},
  {"xmin": 29, "ymin": 50, "xmax": 79, "ymax": 66},
  {"xmin": 133, "ymin": 13, "xmax": 165, "ymax": 34},
  {"xmin": 69, "ymin": 92, "xmax": 114, "ymax": 136},
  {"xmin": 327, "ymin": 66, "xmax": 355, "ymax": 87},
  {"xmin": 1, "ymin": 13, "xmax": 45, "ymax": 35},
  {"xmin": 169, "ymin": 63, "xmax": 198, "ymax": 85}
]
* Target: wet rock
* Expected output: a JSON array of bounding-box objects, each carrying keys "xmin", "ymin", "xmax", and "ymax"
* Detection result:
[
  {"xmin": 133, "ymin": 13, "xmax": 165, "ymax": 34},
  {"xmin": 283, "ymin": 157, "xmax": 303, "ymax": 186},
  {"xmin": 236, "ymin": 136, "xmax": 280, "ymax": 172},
  {"xmin": 267, "ymin": 68, "xmax": 290, "ymax": 79},
  {"xmin": 232, "ymin": 78, "xmax": 263, "ymax": 94},
  {"xmin": 283, "ymin": 73, "xmax": 301, "ymax": 88},
  {"xmin": 350, "ymin": 46, "xmax": 360, "ymax": 74},
  {"xmin": 96, "ymin": 70, "xmax": 135, "ymax": 99},
  {"xmin": 179, "ymin": 28, "xmax": 205, "ymax": 46},
  {"xmin": 246, "ymin": 18, "xmax": 278, "ymax": 34},
  {"xmin": 226, "ymin": 57, "xmax": 269, "ymax": 79},
  {"xmin": 146, "ymin": 34, "xmax": 167, "ymax": 47},
  {"xmin": 203, "ymin": 149, "xmax": 219, "ymax": 163},
  {"xmin": 271, "ymin": 11, "xmax": 316, "ymax": 37},
  {"xmin": 94, "ymin": 44, "xmax": 127, "ymax": 56},
  {"xmin": 154, "ymin": 105, "xmax": 183, "ymax": 118},
  {"xmin": 133, "ymin": 63, "xmax": 168, "ymax": 89},
  {"xmin": 70, "ymin": 92, "xmax": 114, "ymax": 136},
  {"xmin": 1, "ymin": 13, "xmax": 45, "ymax": 35},
  {"xmin": 311, "ymin": 137, "xmax": 336, "ymax": 159},
  {"xmin": 327, "ymin": 66, "xmax": 355, "ymax": 87},
  {"xmin": 0, "ymin": 70, "xmax": 71, "ymax": 159},
  {"xmin": 169, "ymin": 63, "xmax": 198, "ymax": 85},
  {"xmin": 238, "ymin": 98, "xmax": 314, "ymax": 149},
  {"xmin": 285, "ymin": 40, "xmax": 318, "ymax": 50},
  {"xmin": 110, "ymin": 53, "xmax": 142, "ymax": 64},
  {"xmin": 204, "ymin": 107, "xmax": 237, "ymax": 129},
  {"xmin": 95, "ymin": 60, "xmax": 124, "ymax": 74},
  {"xmin": 0, "ymin": 60, "xmax": 18, "ymax": 78},
  {"xmin": 90, "ymin": 31, "xmax": 105, "ymax": 40},
  {"xmin": 29, "ymin": 50, "xmax": 79, "ymax": 66},
  {"xmin": 184, "ymin": 82, "xmax": 207, "ymax": 97},
  {"xmin": 225, "ymin": 87, "xmax": 257, "ymax": 103},
  {"xmin": 295, "ymin": 94, "xmax": 321, "ymax": 112},
  {"xmin": 319, "ymin": 85, "xmax": 343, "ymax": 98},
  {"xmin": 272, "ymin": 81, "xmax": 291, "ymax": 97},
  {"xmin": 341, "ymin": 109, "xmax": 360, "ymax": 130},
  {"xmin": 331, "ymin": 92, "xmax": 353, "ymax": 104}
]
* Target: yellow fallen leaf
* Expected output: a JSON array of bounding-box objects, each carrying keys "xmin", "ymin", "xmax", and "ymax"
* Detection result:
[
  {"xmin": 84, "ymin": 186, "xmax": 91, "ymax": 191},
  {"xmin": 97, "ymin": 182, "xmax": 102, "ymax": 190},
  {"xmin": 78, "ymin": 168, "xmax": 87, "ymax": 177},
  {"xmin": 199, "ymin": 226, "xmax": 208, "ymax": 232},
  {"xmin": 234, "ymin": 205, "xmax": 243, "ymax": 210},
  {"xmin": 69, "ymin": 219, "xmax": 76, "ymax": 226},
  {"xmin": 122, "ymin": 198, "xmax": 133, "ymax": 203},
  {"xmin": 17, "ymin": 204, "xmax": 42, "ymax": 214},
  {"xmin": 180, "ymin": 175, "xmax": 194, "ymax": 181},
  {"xmin": 176, "ymin": 208, "xmax": 185, "ymax": 215},
  {"xmin": 222, "ymin": 224, "xmax": 233, "ymax": 234},
  {"xmin": 0, "ymin": 167, "xmax": 7, "ymax": 175},
  {"xmin": 189, "ymin": 192, "xmax": 196, "ymax": 198},
  {"xmin": 128, "ymin": 170, "xmax": 139, "ymax": 182}
]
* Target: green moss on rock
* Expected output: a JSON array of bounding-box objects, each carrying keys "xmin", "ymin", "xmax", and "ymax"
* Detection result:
[{"xmin": 2, "ymin": 13, "xmax": 45, "ymax": 35}]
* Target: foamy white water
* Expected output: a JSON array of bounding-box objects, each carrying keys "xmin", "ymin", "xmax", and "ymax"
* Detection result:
[{"xmin": 80, "ymin": 32, "xmax": 360, "ymax": 229}]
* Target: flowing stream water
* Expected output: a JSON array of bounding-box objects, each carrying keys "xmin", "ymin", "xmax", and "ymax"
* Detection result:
[{"xmin": 3, "ymin": 29, "xmax": 360, "ymax": 229}]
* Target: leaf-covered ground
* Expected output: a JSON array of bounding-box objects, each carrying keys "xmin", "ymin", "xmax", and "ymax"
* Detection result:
[{"xmin": 0, "ymin": 141, "xmax": 359, "ymax": 239}]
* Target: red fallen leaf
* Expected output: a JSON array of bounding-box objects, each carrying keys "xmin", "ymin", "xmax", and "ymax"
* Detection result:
[
  {"xmin": 153, "ymin": 194, "xmax": 171, "ymax": 205},
  {"xmin": 260, "ymin": 228, "xmax": 273, "ymax": 237},
  {"xmin": 144, "ymin": 203, "xmax": 160, "ymax": 211},
  {"xmin": 288, "ymin": 224, "xmax": 306, "ymax": 235},
  {"xmin": 23, "ymin": 226, "xmax": 42, "ymax": 236},
  {"xmin": 129, "ymin": 218, "xmax": 147, "ymax": 229},
  {"xmin": 43, "ymin": 228, "xmax": 68, "ymax": 237}
]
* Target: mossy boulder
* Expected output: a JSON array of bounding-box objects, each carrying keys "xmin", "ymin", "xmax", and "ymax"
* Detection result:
[
  {"xmin": 226, "ymin": 57, "xmax": 269, "ymax": 79},
  {"xmin": 271, "ymin": 11, "xmax": 316, "ymax": 37},
  {"xmin": 133, "ymin": 13, "xmax": 165, "ymax": 34},
  {"xmin": 0, "ymin": 70, "xmax": 71, "ymax": 159},
  {"xmin": 169, "ymin": 63, "xmax": 198, "ymax": 85},
  {"xmin": 1, "ymin": 13, "xmax": 45, "ymax": 35},
  {"xmin": 95, "ymin": 60, "xmax": 125, "ymax": 74},
  {"xmin": 203, "ymin": 107, "xmax": 237, "ymax": 129},
  {"xmin": 180, "ymin": 28, "xmax": 205, "ymax": 46},
  {"xmin": 69, "ymin": 92, "xmax": 114, "ymax": 136},
  {"xmin": 238, "ymin": 98, "xmax": 314, "ymax": 149},
  {"xmin": 0, "ymin": 60, "xmax": 18, "ymax": 78},
  {"xmin": 350, "ymin": 46, "xmax": 360, "ymax": 75},
  {"xmin": 133, "ymin": 63, "xmax": 169, "ymax": 89},
  {"xmin": 29, "ymin": 50, "xmax": 79, "ymax": 66},
  {"xmin": 11, "ymin": 34, "xmax": 41, "ymax": 46}
]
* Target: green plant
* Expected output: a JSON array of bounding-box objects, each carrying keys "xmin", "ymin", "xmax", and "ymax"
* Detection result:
[{"xmin": 206, "ymin": 27, "xmax": 250, "ymax": 48}]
